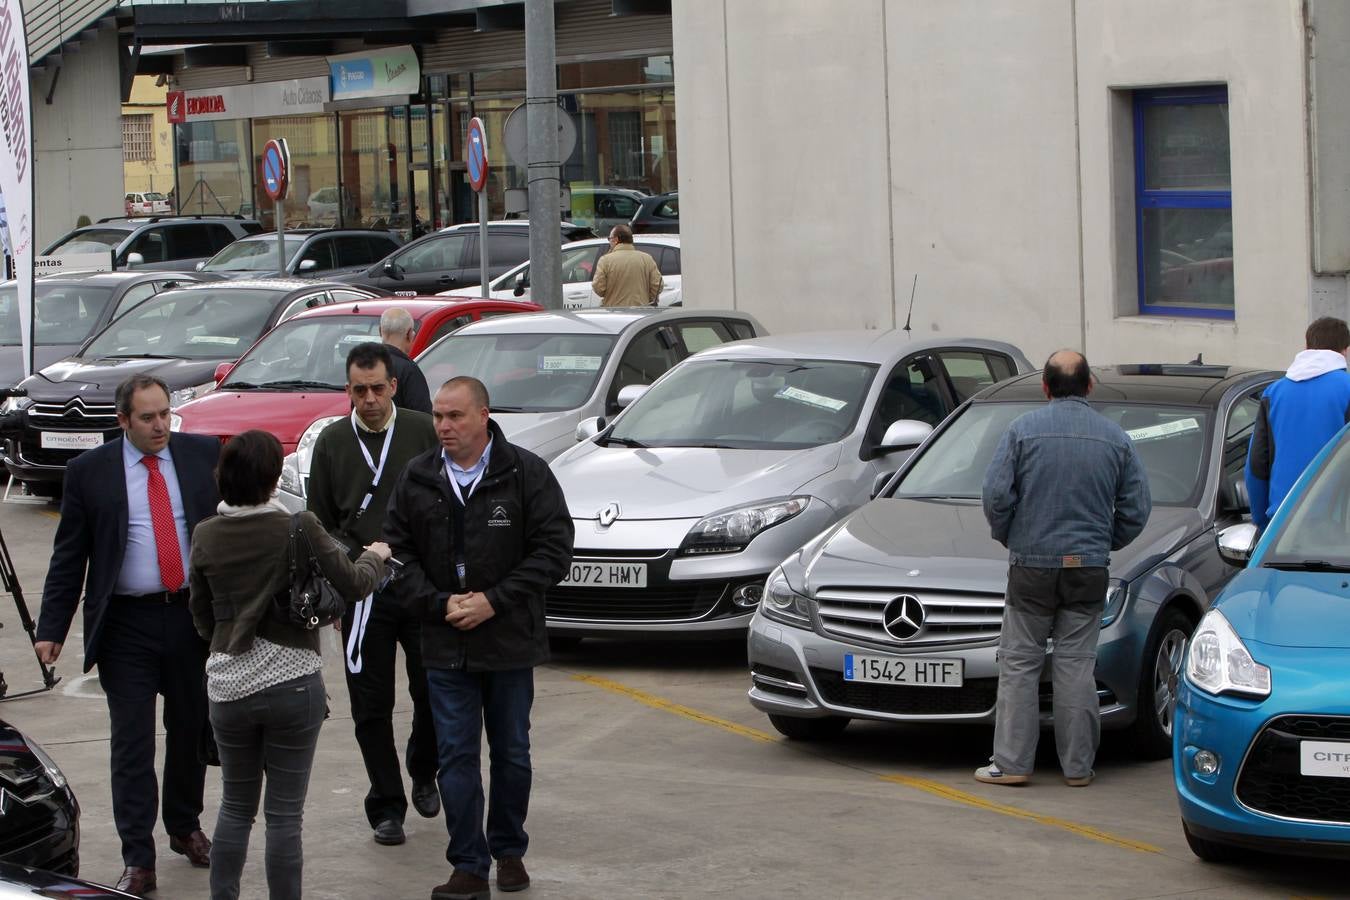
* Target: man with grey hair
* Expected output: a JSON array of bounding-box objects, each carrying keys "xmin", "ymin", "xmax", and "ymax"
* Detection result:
[{"xmin": 379, "ymin": 306, "xmax": 432, "ymax": 413}]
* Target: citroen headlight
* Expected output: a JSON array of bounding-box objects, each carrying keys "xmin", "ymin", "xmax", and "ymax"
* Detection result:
[
  {"xmin": 1185, "ymin": 609, "xmax": 1271, "ymax": 699},
  {"xmin": 0, "ymin": 395, "xmax": 32, "ymax": 415},
  {"xmin": 1100, "ymin": 578, "xmax": 1128, "ymax": 628},
  {"xmin": 169, "ymin": 380, "xmax": 215, "ymax": 408},
  {"xmin": 679, "ymin": 497, "xmax": 809, "ymax": 555},
  {"xmin": 25, "ymin": 733, "xmax": 68, "ymax": 790},
  {"xmin": 761, "ymin": 565, "xmax": 811, "ymax": 627},
  {"xmin": 279, "ymin": 415, "xmax": 343, "ymax": 497}
]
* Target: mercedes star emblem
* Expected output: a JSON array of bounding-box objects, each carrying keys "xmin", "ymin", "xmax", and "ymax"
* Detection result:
[
  {"xmin": 881, "ymin": 594, "xmax": 925, "ymax": 641},
  {"xmin": 598, "ymin": 502, "xmax": 621, "ymax": 527}
]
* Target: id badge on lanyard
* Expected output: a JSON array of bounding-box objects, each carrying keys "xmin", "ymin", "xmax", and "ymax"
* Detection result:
[
  {"xmin": 352, "ymin": 411, "xmax": 395, "ymax": 519},
  {"xmin": 446, "ymin": 464, "xmax": 483, "ymax": 590}
]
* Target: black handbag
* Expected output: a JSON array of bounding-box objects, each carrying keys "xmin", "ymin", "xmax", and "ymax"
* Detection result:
[{"xmin": 274, "ymin": 512, "xmax": 347, "ymax": 630}]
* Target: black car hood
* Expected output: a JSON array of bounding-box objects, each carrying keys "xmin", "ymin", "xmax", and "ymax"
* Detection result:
[
  {"xmin": 18, "ymin": 356, "xmax": 222, "ymax": 402},
  {"xmin": 0, "ymin": 345, "xmax": 82, "ymax": 390},
  {"xmin": 799, "ymin": 498, "xmax": 1206, "ymax": 594}
]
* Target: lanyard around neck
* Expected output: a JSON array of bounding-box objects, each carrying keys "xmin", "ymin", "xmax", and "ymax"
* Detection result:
[
  {"xmin": 350, "ymin": 410, "xmax": 395, "ymax": 514},
  {"xmin": 445, "ymin": 456, "xmax": 485, "ymax": 505}
]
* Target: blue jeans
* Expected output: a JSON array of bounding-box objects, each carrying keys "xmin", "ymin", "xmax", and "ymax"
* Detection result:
[
  {"xmin": 425, "ymin": 667, "xmax": 534, "ymax": 879},
  {"xmin": 208, "ymin": 672, "xmax": 326, "ymax": 900}
]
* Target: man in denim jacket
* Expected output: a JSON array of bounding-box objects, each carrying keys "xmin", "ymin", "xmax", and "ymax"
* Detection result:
[{"xmin": 976, "ymin": 350, "xmax": 1151, "ymax": 787}]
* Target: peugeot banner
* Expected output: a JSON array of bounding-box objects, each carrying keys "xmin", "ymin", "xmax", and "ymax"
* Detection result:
[{"xmin": 0, "ymin": 0, "xmax": 32, "ymax": 376}]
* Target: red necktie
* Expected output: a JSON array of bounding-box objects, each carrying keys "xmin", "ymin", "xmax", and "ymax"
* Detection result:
[{"xmin": 142, "ymin": 455, "xmax": 184, "ymax": 591}]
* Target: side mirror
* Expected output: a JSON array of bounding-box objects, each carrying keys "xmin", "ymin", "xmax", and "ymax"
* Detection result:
[
  {"xmin": 194, "ymin": 261, "xmax": 205, "ymax": 271},
  {"xmin": 213, "ymin": 361, "xmax": 233, "ymax": 385},
  {"xmin": 1216, "ymin": 522, "xmax": 1259, "ymax": 568},
  {"xmin": 125, "ymin": 252, "xmax": 145, "ymax": 268},
  {"xmin": 575, "ymin": 416, "xmax": 606, "ymax": 442},
  {"xmin": 513, "ymin": 272, "xmax": 527, "ymax": 297},
  {"xmin": 382, "ymin": 260, "xmax": 403, "ymax": 280},
  {"xmin": 298, "ymin": 259, "xmax": 318, "ymax": 272},
  {"xmin": 870, "ymin": 470, "xmax": 897, "ymax": 500},
  {"xmin": 616, "ymin": 384, "xmax": 648, "ymax": 408},
  {"xmin": 878, "ymin": 419, "xmax": 933, "ymax": 453}
]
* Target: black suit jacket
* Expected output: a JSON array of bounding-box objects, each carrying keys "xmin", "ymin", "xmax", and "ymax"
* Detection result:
[
  {"xmin": 37, "ymin": 433, "xmax": 222, "ymax": 672},
  {"xmin": 388, "ymin": 344, "xmax": 432, "ymax": 414}
]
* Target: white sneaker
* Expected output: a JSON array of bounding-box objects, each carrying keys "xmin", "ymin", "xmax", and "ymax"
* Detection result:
[{"xmin": 974, "ymin": 763, "xmax": 1030, "ymax": 785}]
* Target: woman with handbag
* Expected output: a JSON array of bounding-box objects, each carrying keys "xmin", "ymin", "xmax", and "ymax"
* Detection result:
[{"xmin": 188, "ymin": 429, "xmax": 390, "ymax": 900}]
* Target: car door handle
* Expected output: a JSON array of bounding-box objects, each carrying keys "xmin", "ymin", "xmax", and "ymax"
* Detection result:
[{"xmin": 437, "ymin": 275, "xmax": 456, "ymax": 283}]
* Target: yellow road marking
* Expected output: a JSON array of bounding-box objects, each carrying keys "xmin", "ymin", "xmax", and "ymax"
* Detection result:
[
  {"xmin": 575, "ymin": 672, "xmax": 1162, "ymax": 855},
  {"xmin": 880, "ymin": 774, "xmax": 1163, "ymax": 854},
  {"xmin": 41, "ymin": 510, "xmax": 60, "ymax": 520},
  {"xmin": 571, "ymin": 674, "xmax": 776, "ymax": 743}
]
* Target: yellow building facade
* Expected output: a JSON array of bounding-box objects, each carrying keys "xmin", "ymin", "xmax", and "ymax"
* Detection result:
[{"xmin": 121, "ymin": 76, "xmax": 174, "ymax": 203}]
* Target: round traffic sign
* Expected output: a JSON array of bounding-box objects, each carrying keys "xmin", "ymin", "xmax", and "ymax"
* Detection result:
[
  {"xmin": 466, "ymin": 117, "xmax": 488, "ymax": 193},
  {"xmin": 262, "ymin": 139, "xmax": 289, "ymax": 201}
]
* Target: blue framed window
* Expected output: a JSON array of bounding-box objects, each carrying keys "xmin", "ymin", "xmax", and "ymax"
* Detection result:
[{"xmin": 1134, "ymin": 86, "xmax": 1233, "ymax": 318}]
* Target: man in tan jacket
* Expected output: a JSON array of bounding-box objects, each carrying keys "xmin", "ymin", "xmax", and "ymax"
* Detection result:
[{"xmin": 592, "ymin": 224, "xmax": 662, "ymax": 307}]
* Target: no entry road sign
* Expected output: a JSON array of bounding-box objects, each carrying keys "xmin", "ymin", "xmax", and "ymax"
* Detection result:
[
  {"xmin": 466, "ymin": 117, "xmax": 488, "ymax": 193},
  {"xmin": 262, "ymin": 139, "xmax": 290, "ymax": 201}
]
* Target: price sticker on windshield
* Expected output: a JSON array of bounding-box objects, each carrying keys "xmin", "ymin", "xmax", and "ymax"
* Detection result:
[
  {"xmin": 1126, "ymin": 417, "xmax": 1200, "ymax": 444},
  {"xmin": 539, "ymin": 355, "xmax": 601, "ymax": 372},
  {"xmin": 776, "ymin": 386, "xmax": 847, "ymax": 412}
]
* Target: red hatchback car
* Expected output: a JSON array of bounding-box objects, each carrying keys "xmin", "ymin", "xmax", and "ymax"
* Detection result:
[{"xmin": 172, "ymin": 297, "xmax": 540, "ymax": 507}]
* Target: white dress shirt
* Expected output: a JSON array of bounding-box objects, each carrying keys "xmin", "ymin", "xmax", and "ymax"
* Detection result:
[{"xmin": 115, "ymin": 438, "xmax": 191, "ymax": 595}]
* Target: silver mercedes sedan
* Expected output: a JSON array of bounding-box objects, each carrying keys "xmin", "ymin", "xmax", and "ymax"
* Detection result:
[{"xmin": 546, "ymin": 332, "xmax": 1031, "ymax": 638}]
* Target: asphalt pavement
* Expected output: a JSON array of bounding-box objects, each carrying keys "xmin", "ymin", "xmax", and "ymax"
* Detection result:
[{"xmin": 0, "ymin": 499, "xmax": 1342, "ymax": 899}]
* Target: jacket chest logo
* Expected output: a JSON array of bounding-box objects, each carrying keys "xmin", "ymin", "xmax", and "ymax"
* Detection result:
[{"xmin": 488, "ymin": 504, "xmax": 512, "ymax": 527}]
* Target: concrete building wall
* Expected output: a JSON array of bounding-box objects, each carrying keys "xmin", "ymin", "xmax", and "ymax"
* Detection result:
[
  {"xmin": 675, "ymin": 0, "xmax": 1326, "ymax": 370},
  {"xmin": 32, "ymin": 26, "xmax": 124, "ymax": 247}
]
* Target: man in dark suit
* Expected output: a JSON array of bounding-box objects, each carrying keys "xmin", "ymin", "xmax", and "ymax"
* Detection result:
[{"xmin": 35, "ymin": 374, "xmax": 221, "ymax": 896}]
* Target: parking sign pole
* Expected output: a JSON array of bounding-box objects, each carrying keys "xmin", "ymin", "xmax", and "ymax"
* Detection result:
[
  {"xmin": 276, "ymin": 198, "xmax": 285, "ymax": 272},
  {"xmin": 479, "ymin": 191, "xmax": 488, "ymax": 298}
]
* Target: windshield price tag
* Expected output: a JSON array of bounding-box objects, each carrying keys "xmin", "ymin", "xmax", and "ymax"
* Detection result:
[
  {"xmin": 539, "ymin": 355, "xmax": 601, "ymax": 372},
  {"xmin": 1126, "ymin": 417, "xmax": 1200, "ymax": 444},
  {"xmin": 776, "ymin": 386, "xmax": 847, "ymax": 412},
  {"xmin": 187, "ymin": 335, "xmax": 242, "ymax": 346}
]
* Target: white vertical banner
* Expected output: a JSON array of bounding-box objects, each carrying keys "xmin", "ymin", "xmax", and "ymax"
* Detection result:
[{"xmin": 0, "ymin": 1, "xmax": 32, "ymax": 376}]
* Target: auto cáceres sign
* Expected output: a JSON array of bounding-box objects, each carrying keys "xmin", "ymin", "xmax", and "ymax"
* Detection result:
[{"xmin": 166, "ymin": 77, "xmax": 329, "ymax": 124}]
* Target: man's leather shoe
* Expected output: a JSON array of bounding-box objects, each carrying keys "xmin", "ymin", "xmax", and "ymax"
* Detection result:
[
  {"xmin": 373, "ymin": 818, "xmax": 406, "ymax": 845},
  {"xmin": 169, "ymin": 829, "xmax": 211, "ymax": 868},
  {"xmin": 497, "ymin": 856, "xmax": 530, "ymax": 892},
  {"xmin": 431, "ymin": 869, "xmax": 490, "ymax": 900},
  {"xmin": 411, "ymin": 778, "xmax": 441, "ymax": 818},
  {"xmin": 115, "ymin": 866, "xmax": 157, "ymax": 895}
]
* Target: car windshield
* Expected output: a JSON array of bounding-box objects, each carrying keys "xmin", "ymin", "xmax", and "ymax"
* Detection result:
[
  {"xmin": 83, "ymin": 288, "xmax": 283, "ymax": 360},
  {"xmin": 202, "ymin": 237, "xmax": 303, "ymax": 272},
  {"xmin": 0, "ymin": 284, "xmax": 115, "ymax": 345},
  {"xmin": 222, "ymin": 315, "xmax": 382, "ymax": 390},
  {"xmin": 608, "ymin": 358, "xmax": 876, "ymax": 450},
  {"xmin": 46, "ymin": 229, "xmax": 126, "ymax": 255},
  {"xmin": 418, "ymin": 332, "xmax": 617, "ymax": 412},
  {"xmin": 143, "ymin": 192, "xmax": 167, "ymax": 201},
  {"xmin": 891, "ymin": 401, "xmax": 1211, "ymax": 505},
  {"xmin": 1265, "ymin": 435, "xmax": 1350, "ymax": 569}
]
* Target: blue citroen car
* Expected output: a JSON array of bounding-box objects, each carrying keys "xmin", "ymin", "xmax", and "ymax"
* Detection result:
[{"xmin": 1174, "ymin": 423, "xmax": 1350, "ymax": 861}]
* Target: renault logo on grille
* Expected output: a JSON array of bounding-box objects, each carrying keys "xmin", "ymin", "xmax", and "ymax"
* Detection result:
[
  {"xmin": 882, "ymin": 594, "xmax": 925, "ymax": 640},
  {"xmin": 598, "ymin": 502, "xmax": 621, "ymax": 527}
]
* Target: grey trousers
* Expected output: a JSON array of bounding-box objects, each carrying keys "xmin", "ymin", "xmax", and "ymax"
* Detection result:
[
  {"xmin": 991, "ymin": 565, "xmax": 1107, "ymax": 779},
  {"xmin": 208, "ymin": 672, "xmax": 326, "ymax": 900}
]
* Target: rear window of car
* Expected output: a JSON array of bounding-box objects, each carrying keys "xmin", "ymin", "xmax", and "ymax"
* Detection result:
[{"xmin": 46, "ymin": 229, "xmax": 128, "ymax": 255}]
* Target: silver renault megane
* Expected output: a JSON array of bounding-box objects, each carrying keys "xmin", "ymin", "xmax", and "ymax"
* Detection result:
[{"xmin": 545, "ymin": 332, "xmax": 1031, "ymax": 638}]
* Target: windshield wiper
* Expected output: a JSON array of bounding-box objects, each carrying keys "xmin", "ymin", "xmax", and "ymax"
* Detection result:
[
  {"xmin": 489, "ymin": 405, "xmax": 527, "ymax": 413},
  {"xmin": 602, "ymin": 436, "xmax": 647, "ymax": 448},
  {"xmin": 105, "ymin": 353, "xmax": 181, "ymax": 359},
  {"xmin": 1263, "ymin": 559, "xmax": 1350, "ymax": 573},
  {"xmin": 221, "ymin": 381, "xmax": 262, "ymax": 391},
  {"xmin": 261, "ymin": 379, "xmax": 343, "ymax": 392}
]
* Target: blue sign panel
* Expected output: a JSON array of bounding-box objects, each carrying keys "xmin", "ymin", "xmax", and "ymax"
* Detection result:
[{"xmin": 330, "ymin": 59, "xmax": 375, "ymax": 99}]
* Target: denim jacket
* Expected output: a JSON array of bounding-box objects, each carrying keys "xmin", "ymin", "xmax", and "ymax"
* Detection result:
[{"xmin": 981, "ymin": 396, "xmax": 1151, "ymax": 568}]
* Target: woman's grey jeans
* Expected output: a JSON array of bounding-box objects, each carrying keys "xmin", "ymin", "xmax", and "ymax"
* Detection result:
[
  {"xmin": 208, "ymin": 671, "xmax": 326, "ymax": 900},
  {"xmin": 992, "ymin": 566, "xmax": 1107, "ymax": 780}
]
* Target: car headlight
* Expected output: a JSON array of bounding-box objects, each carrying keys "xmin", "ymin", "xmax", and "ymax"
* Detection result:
[
  {"xmin": 0, "ymin": 395, "xmax": 32, "ymax": 415},
  {"xmin": 679, "ymin": 497, "xmax": 809, "ymax": 555},
  {"xmin": 761, "ymin": 565, "xmax": 811, "ymax": 627},
  {"xmin": 1185, "ymin": 608, "xmax": 1271, "ymax": 698},
  {"xmin": 169, "ymin": 380, "xmax": 215, "ymax": 408},
  {"xmin": 279, "ymin": 415, "xmax": 343, "ymax": 497},
  {"xmin": 1100, "ymin": 578, "xmax": 1128, "ymax": 628},
  {"xmin": 24, "ymin": 733, "xmax": 68, "ymax": 790}
]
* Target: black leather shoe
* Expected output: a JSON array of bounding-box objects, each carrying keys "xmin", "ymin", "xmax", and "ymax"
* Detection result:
[
  {"xmin": 373, "ymin": 818, "xmax": 406, "ymax": 845},
  {"xmin": 115, "ymin": 866, "xmax": 157, "ymax": 895},
  {"xmin": 411, "ymin": 779, "xmax": 441, "ymax": 818}
]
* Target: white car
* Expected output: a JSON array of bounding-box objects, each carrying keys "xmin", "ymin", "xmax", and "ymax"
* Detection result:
[
  {"xmin": 124, "ymin": 192, "xmax": 171, "ymax": 216},
  {"xmin": 443, "ymin": 235, "xmax": 682, "ymax": 309}
]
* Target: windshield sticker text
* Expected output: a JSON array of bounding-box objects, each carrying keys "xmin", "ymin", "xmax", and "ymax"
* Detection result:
[
  {"xmin": 539, "ymin": 355, "xmax": 601, "ymax": 372},
  {"xmin": 1126, "ymin": 417, "xmax": 1200, "ymax": 444},
  {"xmin": 776, "ymin": 386, "xmax": 848, "ymax": 412}
]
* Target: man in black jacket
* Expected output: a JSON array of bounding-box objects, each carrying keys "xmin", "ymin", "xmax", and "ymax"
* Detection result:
[
  {"xmin": 380, "ymin": 306, "xmax": 432, "ymax": 414},
  {"xmin": 384, "ymin": 376, "xmax": 573, "ymax": 900}
]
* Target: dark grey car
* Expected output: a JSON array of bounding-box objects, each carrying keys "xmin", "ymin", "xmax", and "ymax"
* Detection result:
[
  {"xmin": 197, "ymin": 228, "xmax": 402, "ymax": 280},
  {"xmin": 41, "ymin": 215, "xmax": 263, "ymax": 272},
  {"xmin": 747, "ymin": 364, "xmax": 1278, "ymax": 758}
]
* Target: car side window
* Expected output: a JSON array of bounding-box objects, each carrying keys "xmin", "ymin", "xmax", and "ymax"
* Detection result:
[
  {"xmin": 366, "ymin": 236, "xmax": 400, "ymax": 261},
  {"xmin": 656, "ymin": 198, "xmax": 679, "ymax": 219},
  {"xmin": 333, "ymin": 236, "xmax": 374, "ymax": 267},
  {"xmin": 207, "ymin": 224, "xmax": 237, "ymax": 251},
  {"xmin": 675, "ymin": 321, "xmax": 733, "ymax": 356},
  {"xmin": 485, "ymin": 232, "xmax": 532, "ymax": 267},
  {"xmin": 280, "ymin": 291, "xmax": 332, "ymax": 321},
  {"xmin": 126, "ymin": 229, "xmax": 168, "ymax": 263},
  {"xmin": 1221, "ymin": 387, "xmax": 1266, "ymax": 510},
  {"xmin": 608, "ymin": 326, "xmax": 679, "ymax": 410},
  {"xmin": 301, "ymin": 238, "xmax": 337, "ymax": 271},
  {"xmin": 168, "ymin": 225, "xmax": 218, "ymax": 259},
  {"xmin": 330, "ymin": 289, "xmax": 373, "ymax": 302},
  {"xmin": 427, "ymin": 313, "xmax": 476, "ymax": 345},
  {"xmin": 868, "ymin": 356, "xmax": 946, "ymax": 449},
  {"xmin": 938, "ymin": 351, "xmax": 1000, "ymax": 403},
  {"xmin": 113, "ymin": 282, "xmax": 159, "ymax": 319},
  {"xmin": 653, "ymin": 246, "xmax": 681, "ymax": 277},
  {"xmin": 397, "ymin": 234, "xmax": 465, "ymax": 274},
  {"xmin": 726, "ymin": 319, "xmax": 756, "ymax": 340}
]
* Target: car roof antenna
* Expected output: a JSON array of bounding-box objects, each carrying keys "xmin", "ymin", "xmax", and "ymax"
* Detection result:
[
  {"xmin": 1189, "ymin": 352, "xmax": 1204, "ymax": 365},
  {"xmin": 902, "ymin": 273, "xmax": 918, "ymax": 335}
]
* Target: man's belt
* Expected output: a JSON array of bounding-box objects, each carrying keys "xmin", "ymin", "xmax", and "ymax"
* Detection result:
[{"xmin": 112, "ymin": 589, "xmax": 189, "ymax": 604}]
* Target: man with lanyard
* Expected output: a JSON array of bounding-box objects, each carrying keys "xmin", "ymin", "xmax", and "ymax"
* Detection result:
[
  {"xmin": 384, "ymin": 376, "xmax": 573, "ymax": 900},
  {"xmin": 306, "ymin": 342, "xmax": 440, "ymax": 846}
]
